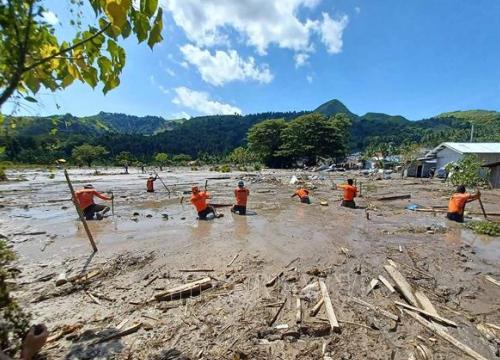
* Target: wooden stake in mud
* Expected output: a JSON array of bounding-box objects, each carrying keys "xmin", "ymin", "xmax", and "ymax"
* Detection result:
[
  {"xmin": 154, "ymin": 171, "xmax": 171, "ymax": 195},
  {"xmin": 64, "ymin": 169, "xmax": 97, "ymax": 252},
  {"xmin": 476, "ymin": 189, "xmax": 488, "ymax": 220}
]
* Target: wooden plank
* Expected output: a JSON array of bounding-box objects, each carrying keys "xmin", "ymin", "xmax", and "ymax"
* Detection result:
[
  {"xmin": 268, "ymin": 298, "xmax": 287, "ymax": 327},
  {"xmin": 319, "ymin": 281, "xmax": 340, "ymax": 332},
  {"xmin": 266, "ymin": 272, "xmax": 283, "ymax": 287},
  {"xmin": 414, "ymin": 289, "xmax": 439, "ymax": 316},
  {"xmin": 378, "ymin": 275, "xmax": 395, "ymax": 293},
  {"xmin": 296, "ymin": 298, "xmax": 302, "ymax": 324},
  {"xmin": 366, "ymin": 278, "xmax": 379, "ymax": 295},
  {"xmin": 350, "ymin": 297, "xmax": 399, "ymax": 322},
  {"xmin": 94, "ymin": 324, "xmax": 142, "ymax": 344},
  {"xmin": 309, "ymin": 297, "xmax": 324, "ymax": 317},
  {"xmin": 384, "ymin": 265, "xmax": 419, "ymax": 307},
  {"xmin": 227, "ymin": 252, "xmax": 240, "ymax": 267},
  {"xmin": 154, "ymin": 277, "xmax": 212, "ymax": 301},
  {"xmin": 178, "ymin": 269, "xmax": 214, "ymax": 272},
  {"xmin": 403, "ymin": 310, "xmax": 488, "ymax": 360},
  {"xmin": 395, "ymin": 301, "xmax": 457, "ymax": 327},
  {"xmin": 377, "ymin": 194, "xmax": 411, "ymax": 201},
  {"xmin": 485, "ymin": 275, "xmax": 500, "ymax": 287}
]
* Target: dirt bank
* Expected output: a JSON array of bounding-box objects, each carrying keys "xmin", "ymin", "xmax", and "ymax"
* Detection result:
[{"xmin": 1, "ymin": 167, "xmax": 499, "ymax": 359}]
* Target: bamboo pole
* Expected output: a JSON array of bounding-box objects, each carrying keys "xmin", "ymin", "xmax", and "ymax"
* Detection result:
[{"xmin": 64, "ymin": 169, "xmax": 97, "ymax": 252}]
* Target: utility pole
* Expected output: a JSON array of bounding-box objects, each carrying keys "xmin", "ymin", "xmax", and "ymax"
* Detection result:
[{"xmin": 470, "ymin": 124, "xmax": 474, "ymax": 142}]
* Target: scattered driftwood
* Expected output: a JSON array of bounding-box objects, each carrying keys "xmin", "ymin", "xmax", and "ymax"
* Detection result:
[
  {"xmin": 384, "ymin": 264, "xmax": 419, "ymax": 307},
  {"xmin": 378, "ymin": 275, "xmax": 395, "ymax": 293},
  {"xmin": 350, "ymin": 297, "xmax": 399, "ymax": 322},
  {"xmin": 377, "ymin": 194, "xmax": 411, "ymax": 201},
  {"xmin": 85, "ymin": 291, "xmax": 101, "ymax": 305},
  {"xmin": 296, "ymin": 298, "xmax": 302, "ymax": 323},
  {"xmin": 227, "ymin": 252, "xmax": 240, "ymax": 267},
  {"xmin": 13, "ymin": 231, "xmax": 47, "ymax": 236},
  {"xmin": 94, "ymin": 323, "xmax": 142, "ymax": 344},
  {"xmin": 395, "ymin": 301, "xmax": 457, "ymax": 327},
  {"xmin": 485, "ymin": 275, "xmax": 500, "ymax": 287},
  {"xmin": 56, "ymin": 270, "xmax": 101, "ymax": 287},
  {"xmin": 403, "ymin": 310, "xmax": 488, "ymax": 360},
  {"xmin": 366, "ymin": 279, "xmax": 379, "ymax": 295},
  {"xmin": 47, "ymin": 324, "xmax": 83, "ymax": 342},
  {"xmin": 154, "ymin": 277, "xmax": 212, "ymax": 301},
  {"xmin": 414, "ymin": 290, "xmax": 439, "ymax": 316},
  {"xmin": 319, "ymin": 281, "xmax": 340, "ymax": 332},
  {"xmin": 178, "ymin": 269, "xmax": 214, "ymax": 273},
  {"xmin": 144, "ymin": 275, "xmax": 159, "ymax": 287},
  {"xmin": 268, "ymin": 299, "xmax": 287, "ymax": 326},
  {"xmin": 310, "ymin": 298, "xmax": 324, "ymax": 317},
  {"xmin": 266, "ymin": 272, "xmax": 283, "ymax": 287}
]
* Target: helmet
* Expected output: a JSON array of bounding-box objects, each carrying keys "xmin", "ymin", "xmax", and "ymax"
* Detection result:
[
  {"xmin": 238, "ymin": 180, "xmax": 244, "ymax": 187},
  {"xmin": 84, "ymin": 184, "xmax": 94, "ymax": 189}
]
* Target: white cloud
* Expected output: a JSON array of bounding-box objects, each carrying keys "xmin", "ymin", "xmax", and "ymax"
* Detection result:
[
  {"xmin": 162, "ymin": 0, "xmax": 323, "ymax": 54},
  {"xmin": 164, "ymin": 67, "xmax": 176, "ymax": 77},
  {"xmin": 355, "ymin": 6, "xmax": 361, "ymax": 14},
  {"xmin": 171, "ymin": 111, "xmax": 191, "ymax": 119},
  {"xmin": 180, "ymin": 44, "xmax": 273, "ymax": 86},
  {"xmin": 306, "ymin": 75, "xmax": 313, "ymax": 83},
  {"xmin": 318, "ymin": 13, "xmax": 349, "ymax": 54},
  {"xmin": 42, "ymin": 11, "xmax": 59, "ymax": 25},
  {"xmin": 172, "ymin": 87, "xmax": 242, "ymax": 115},
  {"xmin": 159, "ymin": 85, "xmax": 170, "ymax": 94},
  {"xmin": 294, "ymin": 53, "xmax": 310, "ymax": 68}
]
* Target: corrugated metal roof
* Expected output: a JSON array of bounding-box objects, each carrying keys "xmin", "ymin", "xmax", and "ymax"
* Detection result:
[{"xmin": 432, "ymin": 142, "xmax": 500, "ymax": 154}]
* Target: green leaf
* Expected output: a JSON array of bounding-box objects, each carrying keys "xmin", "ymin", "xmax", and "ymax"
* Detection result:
[
  {"xmin": 145, "ymin": 0, "xmax": 158, "ymax": 17},
  {"xmin": 147, "ymin": 7, "xmax": 163, "ymax": 49},
  {"xmin": 121, "ymin": 20, "xmax": 132, "ymax": 38},
  {"xmin": 133, "ymin": 12, "xmax": 150, "ymax": 43},
  {"xmin": 24, "ymin": 96, "xmax": 37, "ymax": 103},
  {"xmin": 24, "ymin": 71, "xmax": 41, "ymax": 93},
  {"xmin": 82, "ymin": 67, "xmax": 98, "ymax": 88},
  {"xmin": 106, "ymin": 1, "xmax": 127, "ymax": 29}
]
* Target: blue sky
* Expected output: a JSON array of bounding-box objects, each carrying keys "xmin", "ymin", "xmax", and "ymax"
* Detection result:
[{"xmin": 5, "ymin": 0, "xmax": 500, "ymax": 120}]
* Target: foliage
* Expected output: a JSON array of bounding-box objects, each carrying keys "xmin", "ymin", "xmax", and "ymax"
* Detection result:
[
  {"xmin": 464, "ymin": 221, "xmax": 500, "ymax": 236},
  {"xmin": 72, "ymin": 143, "xmax": 108, "ymax": 167},
  {"xmin": 0, "ymin": 0, "xmax": 164, "ymax": 107},
  {"xmin": 247, "ymin": 119, "xmax": 289, "ymax": 167},
  {"xmin": 0, "ymin": 165, "xmax": 6, "ymax": 181},
  {"xmin": 0, "ymin": 240, "xmax": 31, "ymax": 355},
  {"xmin": 226, "ymin": 147, "xmax": 257, "ymax": 165},
  {"xmin": 154, "ymin": 152, "xmax": 168, "ymax": 166},
  {"xmin": 114, "ymin": 150, "xmax": 134, "ymax": 166},
  {"xmin": 172, "ymin": 154, "xmax": 191, "ymax": 164},
  {"xmin": 445, "ymin": 154, "xmax": 490, "ymax": 187}
]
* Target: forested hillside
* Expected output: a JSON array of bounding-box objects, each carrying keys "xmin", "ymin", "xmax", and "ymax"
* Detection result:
[{"xmin": 1, "ymin": 99, "xmax": 499, "ymax": 165}]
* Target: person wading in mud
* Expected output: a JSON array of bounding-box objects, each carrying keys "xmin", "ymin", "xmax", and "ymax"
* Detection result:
[
  {"xmin": 74, "ymin": 184, "xmax": 113, "ymax": 220},
  {"xmin": 190, "ymin": 186, "xmax": 222, "ymax": 220},
  {"xmin": 337, "ymin": 179, "xmax": 358, "ymax": 208},
  {"xmin": 146, "ymin": 175, "xmax": 158, "ymax": 193},
  {"xmin": 231, "ymin": 180, "xmax": 249, "ymax": 215},
  {"xmin": 292, "ymin": 186, "xmax": 311, "ymax": 204},
  {"xmin": 447, "ymin": 185, "xmax": 481, "ymax": 223}
]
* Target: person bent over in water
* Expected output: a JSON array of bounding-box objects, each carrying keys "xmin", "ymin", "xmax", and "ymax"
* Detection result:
[
  {"xmin": 75, "ymin": 184, "xmax": 112, "ymax": 220},
  {"xmin": 447, "ymin": 185, "xmax": 480, "ymax": 223},
  {"xmin": 338, "ymin": 179, "xmax": 357, "ymax": 208},
  {"xmin": 292, "ymin": 187, "xmax": 310, "ymax": 204},
  {"xmin": 232, "ymin": 180, "xmax": 250, "ymax": 215},
  {"xmin": 190, "ymin": 186, "xmax": 222, "ymax": 220}
]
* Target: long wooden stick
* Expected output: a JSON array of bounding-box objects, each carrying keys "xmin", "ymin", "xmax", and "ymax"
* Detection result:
[
  {"xmin": 477, "ymin": 196, "xmax": 488, "ymax": 220},
  {"xmin": 154, "ymin": 171, "xmax": 171, "ymax": 194},
  {"xmin": 64, "ymin": 169, "xmax": 97, "ymax": 252},
  {"xmin": 319, "ymin": 280, "xmax": 340, "ymax": 332},
  {"xmin": 395, "ymin": 301, "xmax": 457, "ymax": 327}
]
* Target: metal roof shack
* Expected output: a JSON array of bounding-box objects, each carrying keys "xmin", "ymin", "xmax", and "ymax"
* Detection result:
[{"xmin": 425, "ymin": 142, "xmax": 500, "ymax": 170}]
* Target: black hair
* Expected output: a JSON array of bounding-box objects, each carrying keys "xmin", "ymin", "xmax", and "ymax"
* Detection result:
[
  {"xmin": 456, "ymin": 185, "xmax": 466, "ymax": 193},
  {"xmin": 347, "ymin": 179, "xmax": 354, "ymax": 185}
]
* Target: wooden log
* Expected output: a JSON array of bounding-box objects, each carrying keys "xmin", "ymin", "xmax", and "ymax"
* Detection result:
[
  {"xmin": 377, "ymin": 194, "xmax": 411, "ymax": 201},
  {"xmin": 266, "ymin": 272, "xmax": 283, "ymax": 287},
  {"xmin": 227, "ymin": 252, "xmax": 240, "ymax": 267},
  {"xmin": 64, "ymin": 169, "xmax": 97, "ymax": 252},
  {"xmin": 154, "ymin": 277, "xmax": 212, "ymax": 301},
  {"xmin": 414, "ymin": 290, "xmax": 439, "ymax": 316},
  {"xmin": 296, "ymin": 298, "xmax": 302, "ymax": 323},
  {"xmin": 403, "ymin": 309, "xmax": 488, "ymax": 360},
  {"xmin": 144, "ymin": 275, "xmax": 159, "ymax": 287},
  {"xmin": 94, "ymin": 324, "xmax": 142, "ymax": 344},
  {"xmin": 477, "ymin": 195, "xmax": 488, "ymax": 220},
  {"xmin": 350, "ymin": 297, "xmax": 399, "ymax": 322},
  {"xmin": 395, "ymin": 301, "xmax": 457, "ymax": 327},
  {"xmin": 378, "ymin": 275, "xmax": 395, "ymax": 293},
  {"xmin": 366, "ymin": 279, "xmax": 379, "ymax": 295},
  {"xmin": 309, "ymin": 297, "xmax": 324, "ymax": 317},
  {"xmin": 485, "ymin": 275, "xmax": 500, "ymax": 287},
  {"xmin": 384, "ymin": 265, "xmax": 419, "ymax": 307},
  {"xmin": 319, "ymin": 281, "xmax": 340, "ymax": 332},
  {"xmin": 85, "ymin": 291, "xmax": 101, "ymax": 305},
  {"xmin": 268, "ymin": 298, "xmax": 287, "ymax": 326},
  {"xmin": 178, "ymin": 269, "xmax": 214, "ymax": 272}
]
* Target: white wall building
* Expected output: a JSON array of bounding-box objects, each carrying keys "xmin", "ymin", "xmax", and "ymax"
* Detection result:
[{"xmin": 427, "ymin": 142, "xmax": 500, "ymax": 170}]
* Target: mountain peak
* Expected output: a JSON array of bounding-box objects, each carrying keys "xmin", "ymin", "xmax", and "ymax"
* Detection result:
[{"xmin": 313, "ymin": 99, "xmax": 356, "ymax": 118}]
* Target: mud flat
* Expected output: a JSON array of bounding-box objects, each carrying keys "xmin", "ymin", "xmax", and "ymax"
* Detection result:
[{"xmin": 1, "ymin": 167, "xmax": 499, "ymax": 359}]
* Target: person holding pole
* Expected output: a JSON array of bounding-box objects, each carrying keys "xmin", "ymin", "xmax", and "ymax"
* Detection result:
[
  {"xmin": 337, "ymin": 179, "xmax": 358, "ymax": 208},
  {"xmin": 146, "ymin": 174, "xmax": 159, "ymax": 192},
  {"xmin": 446, "ymin": 185, "xmax": 481, "ymax": 223},
  {"xmin": 190, "ymin": 186, "xmax": 222, "ymax": 220},
  {"xmin": 74, "ymin": 184, "xmax": 113, "ymax": 220}
]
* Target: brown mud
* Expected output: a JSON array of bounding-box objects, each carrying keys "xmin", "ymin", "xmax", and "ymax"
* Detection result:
[{"xmin": 1, "ymin": 167, "xmax": 499, "ymax": 359}]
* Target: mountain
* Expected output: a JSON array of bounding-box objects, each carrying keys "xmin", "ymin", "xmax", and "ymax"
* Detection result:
[{"xmin": 314, "ymin": 99, "xmax": 356, "ymax": 118}]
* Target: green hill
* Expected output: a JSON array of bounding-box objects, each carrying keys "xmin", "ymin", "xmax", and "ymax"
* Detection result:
[{"xmin": 314, "ymin": 99, "xmax": 356, "ymax": 118}]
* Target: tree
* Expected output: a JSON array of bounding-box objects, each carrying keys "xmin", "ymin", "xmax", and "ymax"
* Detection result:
[
  {"xmin": 72, "ymin": 143, "xmax": 107, "ymax": 167},
  {"xmin": 172, "ymin": 154, "xmax": 192, "ymax": 164},
  {"xmin": 154, "ymin": 152, "xmax": 168, "ymax": 170},
  {"xmin": 247, "ymin": 119, "xmax": 288, "ymax": 167},
  {"xmin": 445, "ymin": 154, "xmax": 490, "ymax": 187},
  {"xmin": 278, "ymin": 113, "xmax": 349, "ymax": 165},
  {"xmin": 227, "ymin": 146, "xmax": 257, "ymax": 165},
  {"xmin": 115, "ymin": 150, "xmax": 134, "ymax": 173},
  {"xmin": 0, "ymin": 0, "xmax": 164, "ymax": 108}
]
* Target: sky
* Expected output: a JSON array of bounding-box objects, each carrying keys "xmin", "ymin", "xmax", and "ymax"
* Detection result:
[{"xmin": 4, "ymin": 0, "xmax": 500, "ymax": 120}]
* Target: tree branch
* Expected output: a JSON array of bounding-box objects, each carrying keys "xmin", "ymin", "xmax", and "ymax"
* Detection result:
[{"xmin": 23, "ymin": 23, "xmax": 111, "ymax": 73}]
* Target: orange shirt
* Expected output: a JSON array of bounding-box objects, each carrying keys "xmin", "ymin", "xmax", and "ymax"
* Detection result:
[
  {"xmin": 295, "ymin": 188, "xmax": 309, "ymax": 199},
  {"xmin": 448, "ymin": 193, "xmax": 472, "ymax": 214},
  {"xmin": 339, "ymin": 184, "xmax": 357, "ymax": 201},
  {"xmin": 234, "ymin": 187, "xmax": 250, "ymax": 206},
  {"xmin": 191, "ymin": 191, "xmax": 209, "ymax": 212},
  {"xmin": 146, "ymin": 178, "xmax": 155, "ymax": 191},
  {"xmin": 75, "ymin": 189, "xmax": 111, "ymax": 210}
]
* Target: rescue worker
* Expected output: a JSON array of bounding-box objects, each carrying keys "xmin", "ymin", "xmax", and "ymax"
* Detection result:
[
  {"xmin": 190, "ymin": 186, "xmax": 222, "ymax": 220},
  {"xmin": 231, "ymin": 180, "xmax": 250, "ymax": 215},
  {"xmin": 146, "ymin": 175, "xmax": 158, "ymax": 192},
  {"xmin": 74, "ymin": 184, "xmax": 113, "ymax": 220},
  {"xmin": 292, "ymin": 186, "xmax": 311, "ymax": 204},
  {"xmin": 337, "ymin": 179, "xmax": 358, "ymax": 208},
  {"xmin": 447, "ymin": 185, "xmax": 481, "ymax": 223}
]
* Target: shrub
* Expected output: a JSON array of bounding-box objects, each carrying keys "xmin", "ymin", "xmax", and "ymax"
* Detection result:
[{"xmin": 465, "ymin": 221, "xmax": 500, "ymax": 236}]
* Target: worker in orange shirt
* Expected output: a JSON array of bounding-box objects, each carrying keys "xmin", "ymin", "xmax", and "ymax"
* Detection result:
[
  {"xmin": 74, "ymin": 184, "xmax": 113, "ymax": 220},
  {"xmin": 190, "ymin": 186, "xmax": 222, "ymax": 220},
  {"xmin": 292, "ymin": 186, "xmax": 311, "ymax": 204},
  {"xmin": 337, "ymin": 179, "xmax": 357, "ymax": 208},
  {"xmin": 231, "ymin": 180, "xmax": 250, "ymax": 215},
  {"xmin": 146, "ymin": 175, "xmax": 158, "ymax": 192},
  {"xmin": 447, "ymin": 185, "xmax": 480, "ymax": 223}
]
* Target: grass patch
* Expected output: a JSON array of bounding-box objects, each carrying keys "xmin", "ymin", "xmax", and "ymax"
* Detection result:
[{"xmin": 465, "ymin": 221, "xmax": 500, "ymax": 236}]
